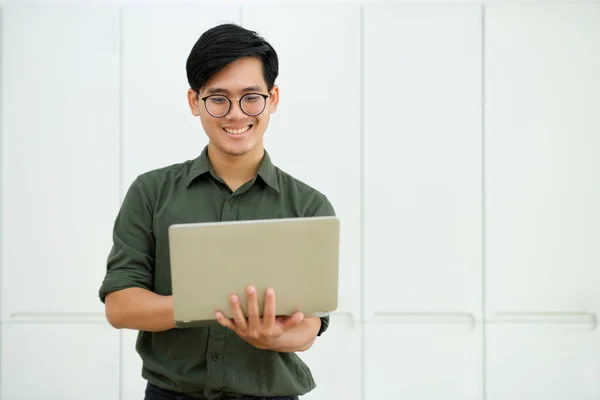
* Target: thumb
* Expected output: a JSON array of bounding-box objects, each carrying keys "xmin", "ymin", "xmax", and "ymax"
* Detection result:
[{"xmin": 281, "ymin": 312, "xmax": 304, "ymax": 329}]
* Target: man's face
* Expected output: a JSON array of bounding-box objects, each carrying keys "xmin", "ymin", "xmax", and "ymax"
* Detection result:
[{"xmin": 188, "ymin": 56, "xmax": 279, "ymax": 158}]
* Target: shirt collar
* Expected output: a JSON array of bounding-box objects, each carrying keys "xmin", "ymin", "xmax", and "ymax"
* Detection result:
[{"xmin": 186, "ymin": 146, "xmax": 280, "ymax": 193}]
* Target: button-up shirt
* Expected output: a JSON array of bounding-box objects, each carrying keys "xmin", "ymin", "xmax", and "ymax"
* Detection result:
[{"xmin": 99, "ymin": 146, "xmax": 335, "ymax": 399}]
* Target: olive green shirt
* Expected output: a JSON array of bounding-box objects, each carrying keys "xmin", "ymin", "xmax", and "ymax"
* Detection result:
[{"xmin": 98, "ymin": 146, "xmax": 335, "ymax": 400}]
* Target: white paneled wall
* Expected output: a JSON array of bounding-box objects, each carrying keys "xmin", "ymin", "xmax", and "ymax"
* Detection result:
[
  {"xmin": 1, "ymin": 2, "xmax": 599, "ymax": 400},
  {"xmin": 1, "ymin": 6, "xmax": 121, "ymax": 399},
  {"xmin": 0, "ymin": 5, "xmax": 120, "ymax": 319},
  {"xmin": 363, "ymin": 4, "xmax": 484, "ymax": 399},
  {"xmin": 2, "ymin": 323, "xmax": 120, "ymax": 399},
  {"xmin": 484, "ymin": 4, "xmax": 600, "ymax": 400}
]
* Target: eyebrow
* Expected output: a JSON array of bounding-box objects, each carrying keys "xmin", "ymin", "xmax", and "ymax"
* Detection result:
[{"xmin": 205, "ymin": 85, "xmax": 264, "ymax": 95}]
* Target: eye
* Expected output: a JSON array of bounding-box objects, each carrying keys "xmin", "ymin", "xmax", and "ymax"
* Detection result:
[
  {"xmin": 244, "ymin": 95, "xmax": 260, "ymax": 102},
  {"xmin": 209, "ymin": 96, "xmax": 227, "ymax": 104}
]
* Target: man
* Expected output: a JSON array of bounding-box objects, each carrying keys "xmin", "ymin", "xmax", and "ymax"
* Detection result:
[{"xmin": 98, "ymin": 23, "xmax": 335, "ymax": 400}]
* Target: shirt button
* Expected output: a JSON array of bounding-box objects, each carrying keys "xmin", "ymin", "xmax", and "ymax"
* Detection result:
[
  {"xmin": 229, "ymin": 197, "xmax": 235, "ymax": 203},
  {"xmin": 211, "ymin": 354, "xmax": 219, "ymax": 361}
]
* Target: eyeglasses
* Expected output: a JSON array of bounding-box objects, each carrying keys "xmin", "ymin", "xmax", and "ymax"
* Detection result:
[{"xmin": 200, "ymin": 93, "xmax": 269, "ymax": 118}]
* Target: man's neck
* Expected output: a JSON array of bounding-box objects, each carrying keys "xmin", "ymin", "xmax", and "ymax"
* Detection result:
[{"xmin": 207, "ymin": 143, "xmax": 264, "ymax": 191}]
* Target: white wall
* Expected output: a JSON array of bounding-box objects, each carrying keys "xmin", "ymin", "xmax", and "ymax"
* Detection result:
[{"xmin": 1, "ymin": 1, "xmax": 599, "ymax": 399}]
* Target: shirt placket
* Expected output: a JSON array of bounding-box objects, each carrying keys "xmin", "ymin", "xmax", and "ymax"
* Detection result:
[
  {"xmin": 204, "ymin": 192, "xmax": 240, "ymax": 393},
  {"xmin": 220, "ymin": 194, "xmax": 239, "ymax": 222}
]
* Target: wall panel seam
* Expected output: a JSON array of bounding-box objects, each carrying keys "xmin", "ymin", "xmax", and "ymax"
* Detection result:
[
  {"xmin": 359, "ymin": 4, "xmax": 365, "ymax": 400},
  {"xmin": 481, "ymin": 4, "xmax": 487, "ymax": 400},
  {"xmin": 0, "ymin": 6, "xmax": 4, "ymax": 397}
]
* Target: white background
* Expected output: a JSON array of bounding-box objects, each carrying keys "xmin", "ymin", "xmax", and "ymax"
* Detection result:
[{"xmin": 1, "ymin": 0, "xmax": 599, "ymax": 399}]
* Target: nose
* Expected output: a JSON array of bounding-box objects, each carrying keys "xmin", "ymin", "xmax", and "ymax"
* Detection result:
[{"xmin": 225, "ymin": 99, "xmax": 246, "ymax": 120}]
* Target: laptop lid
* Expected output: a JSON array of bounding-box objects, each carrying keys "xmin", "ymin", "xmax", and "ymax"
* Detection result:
[{"xmin": 168, "ymin": 216, "xmax": 340, "ymax": 327}]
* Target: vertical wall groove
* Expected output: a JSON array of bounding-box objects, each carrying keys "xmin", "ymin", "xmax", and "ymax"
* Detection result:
[
  {"xmin": 0, "ymin": 6, "xmax": 4, "ymax": 397},
  {"xmin": 118, "ymin": 5, "xmax": 124, "ymax": 400},
  {"xmin": 358, "ymin": 5, "xmax": 365, "ymax": 400},
  {"xmin": 481, "ymin": 4, "xmax": 487, "ymax": 400}
]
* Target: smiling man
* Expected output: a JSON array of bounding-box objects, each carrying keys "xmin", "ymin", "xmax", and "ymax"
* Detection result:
[{"xmin": 98, "ymin": 23, "xmax": 335, "ymax": 400}]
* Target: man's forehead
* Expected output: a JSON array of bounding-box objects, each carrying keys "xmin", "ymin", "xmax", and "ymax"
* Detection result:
[
  {"xmin": 204, "ymin": 84, "xmax": 265, "ymax": 95},
  {"xmin": 199, "ymin": 56, "xmax": 269, "ymax": 91}
]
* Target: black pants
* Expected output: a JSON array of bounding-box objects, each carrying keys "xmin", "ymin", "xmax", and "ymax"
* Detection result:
[{"xmin": 144, "ymin": 382, "xmax": 299, "ymax": 400}]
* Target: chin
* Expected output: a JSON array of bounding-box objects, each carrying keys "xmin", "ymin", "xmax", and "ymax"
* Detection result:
[
  {"xmin": 218, "ymin": 141, "xmax": 260, "ymax": 157},
  {"xmin": 224, "ymin": 148, "xmax": 253, "ymax": 157}
]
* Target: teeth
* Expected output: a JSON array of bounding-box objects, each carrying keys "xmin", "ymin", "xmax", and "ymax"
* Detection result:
[{"xmin": 224, "ymin": 126, "xmax": 251, "ymax": 135}]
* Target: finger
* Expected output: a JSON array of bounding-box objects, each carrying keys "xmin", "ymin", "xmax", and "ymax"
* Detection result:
[
  {"xmin": 246, "ymin": 285, "xmax": 261, "ymax": 329},
  {"xmin": 262, "ymin": 287, "xmax": 276, "ymax": 331},
  {"xmin": 215, "ymin": 311, "xmax": 236, "ymax": 331},
  {"xmin": 229, "ymin": 294, "xmax": 248, "ymax": 331}
]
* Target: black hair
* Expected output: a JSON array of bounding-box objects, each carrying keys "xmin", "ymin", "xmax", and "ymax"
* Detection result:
[{"xmin": 186, "ymin": 23, "xmax": 279, "ymax": 93}]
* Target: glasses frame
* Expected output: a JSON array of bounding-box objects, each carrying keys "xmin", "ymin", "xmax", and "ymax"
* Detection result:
[{"xmin": 199, "ymin": 92, "xmax": 270, "ymax": 118}]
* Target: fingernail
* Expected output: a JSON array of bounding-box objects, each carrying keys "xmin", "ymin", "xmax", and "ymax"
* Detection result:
[
  {"xmin": 231, "ymin": 294, "xmax": 238, "ymax": 303},
  {"xmin": 266, "ymin": 288, "xmax": 273, "ymax": 296},
  {"xmin": 246, "ymin": 286, "xmax": 255, "ymax": 295}
]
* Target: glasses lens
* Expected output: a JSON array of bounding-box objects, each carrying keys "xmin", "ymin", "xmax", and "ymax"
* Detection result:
[
  {"xmin": 205, "ymin": 95, "xmax": 230, "ymax": 117},
  {"xmin": 241, "ymin": 94, "xmax": 266, "ymax": 116}
]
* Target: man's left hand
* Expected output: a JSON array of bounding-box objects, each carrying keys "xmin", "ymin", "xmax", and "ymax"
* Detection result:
[{"xmin": 215, "ymin": 285, "xmax": 304, "ymax": 349}]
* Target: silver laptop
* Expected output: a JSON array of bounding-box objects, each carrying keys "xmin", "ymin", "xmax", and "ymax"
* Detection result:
[{"xmin": 168, "ymin": 216, "xmax": 340, "ymax": 327}]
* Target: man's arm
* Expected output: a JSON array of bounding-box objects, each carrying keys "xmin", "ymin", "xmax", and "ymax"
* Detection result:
[
  {"xmin": 99, "ymin": 176, "xmax": 174, "ymax": 332},
  {"xmin": 104, "ymin": 288, "xmax": 175, "ymax": 332}
]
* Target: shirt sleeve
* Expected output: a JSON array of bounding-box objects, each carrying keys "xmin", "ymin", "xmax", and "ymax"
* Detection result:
[
  {"xmin": 310, "ymin": 193, "xmax": 337, "ymax": 336},
  {"xmin": 98, "ymin": 176, "xmax": 155, "ymax": 303}
]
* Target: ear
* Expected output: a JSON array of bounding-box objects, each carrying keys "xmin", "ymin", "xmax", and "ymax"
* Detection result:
[
  {"xmin": 187, "ymin": 88, "xmax": 201, "ymax": 116},
  {"xmin": 268, "ymin": 84, "xmax": 280, "ymax": 114}
]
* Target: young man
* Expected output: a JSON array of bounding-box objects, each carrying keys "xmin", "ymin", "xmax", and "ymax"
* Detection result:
[{"xmin": 98, "ymin": 23, "xmax": 335, "ymax": 400}]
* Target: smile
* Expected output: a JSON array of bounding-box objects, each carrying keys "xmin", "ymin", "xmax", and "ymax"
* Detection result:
[{"xmin": 223, "ymin": 125, "xmax": 252, "ymax": 135}]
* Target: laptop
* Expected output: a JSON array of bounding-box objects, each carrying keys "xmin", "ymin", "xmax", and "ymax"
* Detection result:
[{"xmin": 168, "ymin": 216, "xmax": 340, "ymax": 327}]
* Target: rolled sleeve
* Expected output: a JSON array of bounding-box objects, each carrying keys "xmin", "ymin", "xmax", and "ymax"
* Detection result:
[
  {"xmin": 98, "ymin": 176, "xmax": 155, "ymax": 303},
  {"xmin": 309, "ymin": 193, "xmax": 336, "ymax": 336},
  {"xmin": 316, "ymin": 315, "xmax": 330, "ymax": 336}
]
